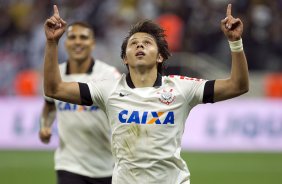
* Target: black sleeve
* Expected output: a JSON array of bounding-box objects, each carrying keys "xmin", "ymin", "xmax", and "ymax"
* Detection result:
[
  {"xmin": 203, "ymin": 80, "xmax": 215, "ymax": 103},
  {"xmin": 78, "ymin": 82, "xmax": 93, "ymax": 106},
  {"xmin": 44, "ymin": 99, "xmax": 55, "ymax": 104}
]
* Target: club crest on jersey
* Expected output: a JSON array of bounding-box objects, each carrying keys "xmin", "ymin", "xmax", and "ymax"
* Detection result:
[{"xmin": 157, "ymin": 88, "xmax": 176, "ymax": 105}]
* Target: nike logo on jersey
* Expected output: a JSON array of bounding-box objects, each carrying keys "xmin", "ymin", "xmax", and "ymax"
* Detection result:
[
  {"xmin": 119, "ymin": 92, "xmax": 130, "ymax": 97},
  {"xmin": 118, "ymin": 110, "xmax": 174, "ymax": 124}
]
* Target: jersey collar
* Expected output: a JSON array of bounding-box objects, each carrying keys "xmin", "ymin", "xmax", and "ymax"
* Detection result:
[
  {"xmin": 126, "ymin": 73, "xmax": 162, "ymax": 88},
  {"xmin": 65, "ymin": 59, "xmax": 95, "ymax": 75}
]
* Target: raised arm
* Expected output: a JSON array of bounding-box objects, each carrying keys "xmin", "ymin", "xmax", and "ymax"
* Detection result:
[
  {"xmin": 214, "ymin": 4, "xmax": 249, "ymax": 102},
  {"xmin": 44, "ymin": 5, "xmax": 81, "ymax": 104}
]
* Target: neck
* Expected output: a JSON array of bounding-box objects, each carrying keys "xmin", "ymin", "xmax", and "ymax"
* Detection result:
[
  {"xmin": 68, "ymin": 57, "xmax": 92, "ymax": 74},
  {"xmin": 129, "ymin": 68, "xmax": 158, "ymax": 88}
]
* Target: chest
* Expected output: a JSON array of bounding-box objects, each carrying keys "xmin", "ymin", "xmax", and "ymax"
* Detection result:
[{"xmin": 107, "ymin": 85, "xmax": 188, "ymax": 126}]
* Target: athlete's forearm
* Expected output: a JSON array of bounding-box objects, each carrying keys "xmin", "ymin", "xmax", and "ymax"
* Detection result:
[
  {"xmin": 39, "ymin": 102, "xmax": 55, "ymax": 144},
  {"xmin": 214, "ymin": 40, "xmax": 249, "ymax": 102},
  {"xmin": 229, "ymin": 49, "xmax": 249, "ymax": 95},
  {"xmin": 44, "ymin": 40, "xmax": 62, "ymax": 98},
  {"xmin": 40, "ymin": 102, "xmax": 56, "ymax": 129}
]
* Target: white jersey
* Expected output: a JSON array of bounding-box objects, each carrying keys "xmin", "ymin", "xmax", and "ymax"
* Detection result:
[
  {"xmin": 85, "ymin": 74, "xmax": 211, "ymax": 184},
  {"xmin": 49, "ymin": 60, "xmax": 120, "ymax": 178}
]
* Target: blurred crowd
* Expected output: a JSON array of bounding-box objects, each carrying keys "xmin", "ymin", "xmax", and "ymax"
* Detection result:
[{"xmin": 0, "ymin": 0, "xmax": 282, "ymax": 95}]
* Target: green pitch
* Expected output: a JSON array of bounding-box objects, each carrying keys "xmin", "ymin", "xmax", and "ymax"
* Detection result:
[
  {"xmin": 182, "ymin": 152, "xmax": 282, "ymax": 184},
  {"xmin": 0, "ymin": 151, "xmax": 281, "ymax": 184}
]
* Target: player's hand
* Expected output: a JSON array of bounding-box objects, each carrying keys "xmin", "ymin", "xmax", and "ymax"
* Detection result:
[
  {"xmin": 39, "ymin": 127, "xmax": 52, "ymax": 144},
  {"xmin": 44, "ymin": 5, "xmax": 67, "ymax": 42},
  {"xmin": 221, "ymin": 4, "xmax": 243, "ymax": 41}
]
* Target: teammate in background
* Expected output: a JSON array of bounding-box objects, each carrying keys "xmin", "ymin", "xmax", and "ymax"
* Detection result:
[
  {"xmin": 43, "ymin": 4, "xmax": 249, "ymax": 184},
  {"xmin": 39, "ymin": 21, "xmax": 120, "ymax": 184}
]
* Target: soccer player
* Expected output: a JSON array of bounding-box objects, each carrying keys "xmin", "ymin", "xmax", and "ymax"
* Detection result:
[
  {"xmin": 39, "ymin": 21, "xmax": 120, "ymax": 184},
  {"xmin": 43, "ymin": 4, "xmax": 249, "ymax": 184}
]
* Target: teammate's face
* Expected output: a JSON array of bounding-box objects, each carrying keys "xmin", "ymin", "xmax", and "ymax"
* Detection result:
[
  {"xmin": 65, "ymin": 25, "xmax": 94, "ymax": 62},
  {"xmin": 123, "ymin": 32, "xmax": 163, "ymax": 71}
]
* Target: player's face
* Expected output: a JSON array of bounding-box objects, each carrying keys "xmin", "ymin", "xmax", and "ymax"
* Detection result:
[
  {"xmin": 65, "ymin": 25, "xmax": 94, "ymax": 62},
  {"xmin": 124, "ymin": 32, "xmax": 163, "ymax": 71}
]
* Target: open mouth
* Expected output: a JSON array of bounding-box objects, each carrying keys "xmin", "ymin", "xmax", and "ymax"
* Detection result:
[
  {"xmin": 135, "ymin": 51, "xmax": 145, "ymax": 57},
  {"xmin": 73, "ymin": 47, "xmax": 84, "ymax": 53}
]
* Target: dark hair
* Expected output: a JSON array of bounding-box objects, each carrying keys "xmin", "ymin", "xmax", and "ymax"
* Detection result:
[
  {"xmin": 121, "ymin": 20, "xmax": 171, "ymax": 74},
  {"xmin": 67, "ymin": 21, "xmax": 95, "ymax": 37}
]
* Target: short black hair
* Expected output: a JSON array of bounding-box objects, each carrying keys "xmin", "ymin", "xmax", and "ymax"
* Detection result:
[
  {"xmin": 121, "ymin": 20, "xmax": 171, "ymax": 74},
  {"xmin": 67, "ymin": 21, "xmax": 95, "ymax": 37}
]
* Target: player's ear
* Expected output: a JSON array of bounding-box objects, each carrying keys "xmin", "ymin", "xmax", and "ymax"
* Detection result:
[
  {"xmin": 123, "ymin": 56, "xmax": 128, "ymax": 65},
  {"xmin": 91, "ymin": 40, "xmax": 95, "ymax": 50},
  {"xmin": 91, "ymin": 33, "xmax": 96, "ymax": 47},
  {"xmin": 157, "ymin": 54, "xmax": 164, "ymax": 63}
]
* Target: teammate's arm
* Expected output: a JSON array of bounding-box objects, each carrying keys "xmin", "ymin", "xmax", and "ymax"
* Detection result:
[
  {"xmin": 44, "ymin": 5, "xmax": 82, "ymax": 104},
  {"xmin": 39, "ymin": 101, "xmax": 56, "ymax": 144},
  {"xmin": 214, "ymin": 4, "xmax": 249, "ymax": 102}
]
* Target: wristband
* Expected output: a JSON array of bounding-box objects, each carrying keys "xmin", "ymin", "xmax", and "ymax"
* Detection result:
[{"xmin": 228, "ymin": 39, "xmax": 243, "ymax": 52}]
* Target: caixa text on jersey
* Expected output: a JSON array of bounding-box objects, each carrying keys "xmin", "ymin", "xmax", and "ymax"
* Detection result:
[{"xmin": 118, "ymin": 110, "xmax": 174, "ymax": 124}]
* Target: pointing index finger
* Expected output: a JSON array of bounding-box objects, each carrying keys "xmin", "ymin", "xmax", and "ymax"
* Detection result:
[
  {"xmin": 53, "ymin": 5, "xmax": 60, "ymax": 17},
  {"xmin": 226, "ymin": 4, "xmax": 232, "ymax": 17}
]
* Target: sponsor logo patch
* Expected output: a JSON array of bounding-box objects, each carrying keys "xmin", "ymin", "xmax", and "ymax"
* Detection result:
[{"xmin": 118, "ymin": 110, "xmax": 174, "ymax": 124}]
